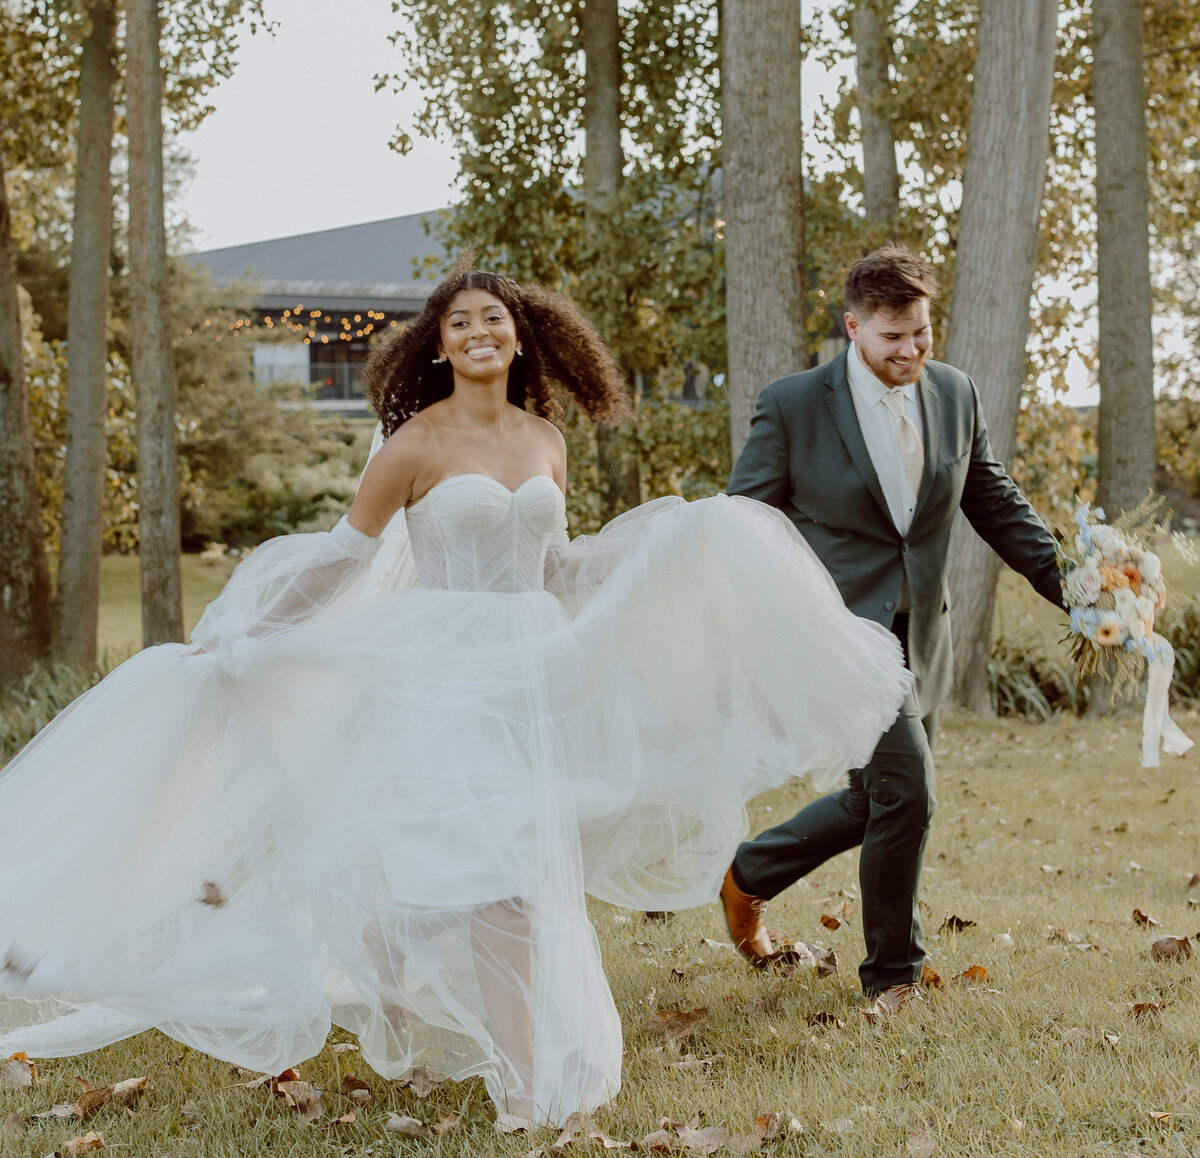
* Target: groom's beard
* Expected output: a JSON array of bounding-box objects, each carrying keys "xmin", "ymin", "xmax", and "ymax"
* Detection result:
[{"xmin": 857, "ymin": 343, "xmax": 929, "ymax": 388}]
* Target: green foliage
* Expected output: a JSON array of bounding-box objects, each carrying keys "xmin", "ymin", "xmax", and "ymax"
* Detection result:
[
  {"xmin": 1011, "ymin": 399, "xmax": 1097, "ymax": 527},
  {"xmin": 1155, "ymin": 394, "xmax": 1200, "ymax": 498},
  {"xmin": 0, "ymin": 659, "xmax": 107, "ymax": 762}
]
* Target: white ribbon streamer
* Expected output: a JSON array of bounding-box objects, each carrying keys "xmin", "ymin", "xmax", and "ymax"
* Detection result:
[{"xmin": 1141, "ymin": 634, "xmax": 1194, "ymax": 767}]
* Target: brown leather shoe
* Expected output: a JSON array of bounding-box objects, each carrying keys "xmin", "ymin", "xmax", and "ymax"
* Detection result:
[{"xmin": 720, "ymin": 866, "xmax": 775, "ymax": 966}]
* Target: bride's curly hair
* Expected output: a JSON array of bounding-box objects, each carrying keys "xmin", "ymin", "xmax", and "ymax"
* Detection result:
[{"xmin": 363, "ymin": 251, "xmax": 631, "ymax": 437}]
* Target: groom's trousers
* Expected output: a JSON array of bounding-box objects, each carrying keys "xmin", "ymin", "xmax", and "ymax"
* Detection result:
[{"xmin": 729, "ymin": 617, "xmax": 937, "ymax": 996}]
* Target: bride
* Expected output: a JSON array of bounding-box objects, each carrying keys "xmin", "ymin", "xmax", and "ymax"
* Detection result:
[{"xmin": 0, "ymin": 256, "xmax": 910, "ymax": 1125}]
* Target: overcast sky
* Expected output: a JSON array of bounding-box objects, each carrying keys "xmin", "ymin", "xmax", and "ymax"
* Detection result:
[{"xmin": 179, "ymin": 0, "xmax": 461, "ymax": 253}]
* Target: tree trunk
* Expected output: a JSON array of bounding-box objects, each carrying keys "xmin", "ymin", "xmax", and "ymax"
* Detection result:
[
  {"xmin": 1093, "ymin": 0, "xmax": 1155, "ymax": 518},
  {"xmin": 722, "ymin": 0, "xmax": 806, "ymax": 461},
  {"xmin": 0, "ymin": 146, "xmax": 53, "ymax": 684},
  {"xmin": 852, "ymin": 0, "xmax": 900, "ymax": 226},
  {"xmin": 55, "ymin": 0, "xmax": 117, "ymax": 670},
  {"xmin": 582, "ymin": 0, "xmax": 641, "ymax": 516},
  {"xmin": 944, "ymin": 0, "xmax": 1058, "ymax": 712},
  {"xmin": 126, "ymin": 0, "xmax": 183, "ymax": 645}
]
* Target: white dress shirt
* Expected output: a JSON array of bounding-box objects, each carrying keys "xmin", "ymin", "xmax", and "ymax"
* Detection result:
[{"xmin": 845, "ymin": 340, "xmax": 924, "ymax": 537}]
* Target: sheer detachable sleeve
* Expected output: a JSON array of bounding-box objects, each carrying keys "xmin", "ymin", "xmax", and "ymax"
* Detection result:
[{"xmin": 191, "ymin": 516, "xmax": 382, "ymax": 651}]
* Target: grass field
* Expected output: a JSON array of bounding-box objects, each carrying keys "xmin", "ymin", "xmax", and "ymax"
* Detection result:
[
  {"xmin": 2, "ymin": 708, "xmax": 1198, "ymax": 1157},
  {"xmin": 3, "ymin": 558, "xmax": 1198, "ymax": 1155}
]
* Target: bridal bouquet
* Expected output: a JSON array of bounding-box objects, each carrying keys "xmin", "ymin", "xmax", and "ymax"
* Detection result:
[{"xmin": 1059, "ymin": 498, "xmax": 1193, "ymax": 766}]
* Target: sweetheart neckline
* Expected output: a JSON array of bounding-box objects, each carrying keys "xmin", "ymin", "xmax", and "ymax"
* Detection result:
[{"xmin": 406, "ymin": 472, "xmax": 562, "ymax": 512}]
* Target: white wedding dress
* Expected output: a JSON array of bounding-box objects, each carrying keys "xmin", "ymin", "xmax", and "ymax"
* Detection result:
[{"xmin": 0, "ymin": 475, "xmax": 909, "ymax": 1122}]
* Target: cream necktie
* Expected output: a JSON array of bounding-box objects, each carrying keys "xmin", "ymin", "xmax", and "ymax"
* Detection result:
[{"xmin": 881, "ymin": 388, "xmax": 924, "ymax": 498}]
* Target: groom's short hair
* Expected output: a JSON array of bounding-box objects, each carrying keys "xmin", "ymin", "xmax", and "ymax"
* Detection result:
[{"xmin": 844, "ymin": 246, "xmax": 942, "ymax": 319}]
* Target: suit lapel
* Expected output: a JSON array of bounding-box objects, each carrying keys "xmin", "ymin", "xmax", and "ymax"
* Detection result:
[
  {"xmin": 915, "ymin": 371, "xmax": 941, "ymax": 513},
  {"xmin": 823, "ymin": 352, "xmax": 893, "ymax": 528}
]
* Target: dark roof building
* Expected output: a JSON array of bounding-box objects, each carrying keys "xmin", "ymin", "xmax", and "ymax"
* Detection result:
[{"xmin": 185, "ymin": 212, "xmax": 450, "ymax": 413}]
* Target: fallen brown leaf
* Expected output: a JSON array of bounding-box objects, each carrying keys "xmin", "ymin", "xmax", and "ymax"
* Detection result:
[
  {"xmin": 639, "ymin": 1129, "xmax": 680, "ymax": 1152},
  {"xmin": 907, "ymin": 1129, "xmax": 937, "ymax": 1156},
  {"xmin": 553, "ymin": 1111, "xmax": 632, "ymax": 1150},
  {"xmin": 325, "ymin": 1109, "xmax": 357, "ymax": 1127},
  {"xmin": 396, "ymin": 1064, "xmax": 444, "ymax": 1098},
  {"xmin": 920, "ymin": 962, "xmax": 943, "ymax": 988},
  {"xmin": 819, "ymin": 914, "xmax": 841, "ymax": 932},
  {"xmin": 111, "ymin": 1077, "xmax": 148, "ymax": 1109},
  {"xmin": 33, "ymin": 1104, "xmax": 76, "ymax": 1121},
  {"xmin": 648, "ymin": 1007, "xmax": 709, "ymax": 1050},
  {"xmin": 631, "ymin": 941, "xmax": 658, "ymax": 959},
  {"xmin": 675, "ymin": 1124, "xmax": 731, "ymax": 1154},
  {"xmin": 56, "ymin": 1132, "xmax": 105, "ymax": 1155},
  {"xmin": 276, "ymin": 1079, "xmax": 320, "ymax": 1122},
  {"xmin": 741, "ymin": 994, "xmax": 782, "ymax": 1018},
  {"xmin": 1047, "ymin": 927, "xmax": 1084, "ymax": 943},
  {"xmin": 1148, "ymin": 1111, "xmax": 1173, "ymax": 1123},
  {"xmin": 806, "ymin": 1011, "xmax": 844, "ymax": 1029},
  {"xmin": 339, "ymin": 1074, "xmax": 373, "ymax": 1107},
  {"xmin": 811, "ymin": 944, "xmax": 839, "ymax": 978},
  {"xmin": 669, "ymin": 1053, "xmax": 721, "ymax": 1071},
  {"xmin": 198, "ymin": 880, "xmax": 225, "ymax": 908},
  {"xmin": 939, "ymin": 915, "xmax": 976, "ymax": 932},
  {"xmin": 959, "ymin": 965, "xmax": 988, "ymax": 984},
  {"xmin": 0, "ymin": 1055, "xmax": 35, "ymax": 1089},
  {"xmin": 431, "ymin": 1112, "xmax": 459, "ymax": 1136},
  {"xmin": 1187, "ymin": 872, "xmax": 1200, "ymax": 889},
  {"xmin": 387, "ymin": 1113, "xmax": 433, "ymax": 1139},
  {"xmin": 1, "ymin": 1111, "xmax": 25, "ymax": 1137},
  {"xmin": 1130, "ymin": 1001, "xmax": 1167, "ymax": 1017},
  {"xmin": 1150, "ymin": 936, "xmax": 1192, "ymax": 961},
  {"xmin": 71, "ymin": 1086, "xmax": 111, "ymax": 1120},
  {"xmin": 1133, "ymin": 909, "xmax": 1161, "ymax": 928}
]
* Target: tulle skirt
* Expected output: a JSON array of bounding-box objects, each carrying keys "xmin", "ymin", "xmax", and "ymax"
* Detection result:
[{"xmin": 0, "ymin": 494, "xmax": 908, "ymax": 1122}]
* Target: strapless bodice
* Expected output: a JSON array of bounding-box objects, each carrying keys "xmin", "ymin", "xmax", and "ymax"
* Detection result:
[{"xmin": 404, "ymin": 473, "xmax": 567, "ymax": 593}]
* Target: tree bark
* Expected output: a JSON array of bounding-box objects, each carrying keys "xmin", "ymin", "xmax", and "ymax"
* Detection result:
[
  {"xmin": 723, "ymin": 0, "xmax": 807, "ymax": 460},
  {"xmin": 55, "ymin": 0, "xmax": 117, "ymax": 669},
  {"xmin": 126, "ymin": 0, "xmax": 183, "ymax": 645},
  {"xmin": 852, "ymin": 0, "xmax": 900, "ymax": 226},
  {"xmin": 1093, "ymin": 0, "xmax": 1155, "ymax": 518},
  {"xmin": 582, "ymin": 0, "xmax": 641, "ymax": 517},
  {"xmin": 944, "ymin": 0, "xmax": 1059, "ymax": 712},
  {"xmin": 0, "ymin": 146, "xmax": 53, "ymax": 684}
]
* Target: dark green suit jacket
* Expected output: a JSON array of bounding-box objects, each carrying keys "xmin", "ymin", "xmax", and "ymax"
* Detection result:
[{"xmin": 728, "ymin": 349, "xmax": 1064, "ymax": 719}]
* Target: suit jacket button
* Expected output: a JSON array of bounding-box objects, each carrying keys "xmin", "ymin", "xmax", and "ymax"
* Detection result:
[{"xmin": 884, "ymin": 600, "xmax": 896, "ymax": 612}]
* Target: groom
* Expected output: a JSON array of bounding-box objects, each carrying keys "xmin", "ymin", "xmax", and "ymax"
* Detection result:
[{"xmin": 722, "ymin": 245, "xmax": 1064, "ymax": 1009}]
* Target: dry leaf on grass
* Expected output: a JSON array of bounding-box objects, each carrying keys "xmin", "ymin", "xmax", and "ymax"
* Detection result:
[
  {"xmin": 806, "ymin": 1011, "xmax": 844, "ymax": 1029},
  {"xmin": 639, "ymin": 1129, "xmax": 680, "ymax": 1152},
  {"xmin": 330, "ymin": 1042, "xmax": 359, "ymax": 1054},
  {"xmin": 395, "ymin": 1064, "xmax": 445, "ymax": 1098},
  {"xmin": 339, "ymin": 1074, "xmax": 373, "ymax": 1107},
  {"xmin": 552, "ymin": 1111, "xmax": 632, "ymax": 1150},
  {"xmin": 631, "ymin": 941, "xmax": 657, "ymax": 959},
  {"xmin": 920, "ymin": 962, "xmax": 943, "ymax": 988},
  {"xmin": 49, "ymin": 1131, "xmax": 104, "ymax": 1155},
  {"xmin": 648, "ymin": 1007, "xmax": 708, "ymax": 1050},
  {"xmin": 1, "ymin": 1053, "xmax": 36, "ymax": 1089},
  {"xmin": 740, "ymin": 994, "xmax": 782, "ymax": 1018},
  {"xmin": 2, "ymin": 1111, "xmax": 25, "ymax": 1137},
  {"xmin": 494, "ymin": 1112, "xmax": 536, "ymax": 1135},
  {"xmin": 993, "ymin": 933, "xmax": 1015, "ymax": 948},
  {"xmin": 325, "ymin": 1110, "xmax": 356, "ymax": 1127},
  {"xmin": 110, "ymin": 1077, "xmax": 148, "ymax": 1109},
  {"xmin": 907, "ymin": 1129, "xmax": 937, "ymax": 1155},
  {"xmin": 1147, "ymin": 1111, "xmax": 1173, "ymax": 1123},
  {"xmin": 180, "ymin": 1102, "xmax": 205, "ymax": 1125},
  {"xmin": 1047, "ymin": 927, "xmax": 1084, "ymax": 943},
  {"xmin": 387, "ymin": 1113, "xmax": 434, "ymax": 1140},
  {"xmin": 819, "ymin": 914, "xmax": 841, "ymax": 932},
  {"xmin": 939, "ymin": 915, "xmax": 976, "ymax": 932},
  {"xmin": 1132, "ymin": 909, "xmax": 1161, "ymax": 928},
  {"xmin": 276, "ymin": 1079, "xmax": 320, "ymax": 1122},
  {"xmin": 1187, "ymin": 872, "xmax": 1200, "ymax": 888},
  {"xmin": 1130, "ymin": 1001, "xmax": 1167, "ymax": 1017},
  {"xmin": 958, "ymin": 965, "xmax": 988, "ymax": 984},
  {"xmin": 1150, "ymin": 935, "xmax": 1192, "ymax": 961}
]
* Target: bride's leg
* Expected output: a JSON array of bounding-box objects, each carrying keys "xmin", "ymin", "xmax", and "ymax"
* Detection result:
[
  {"xmin": 469, "ymin": 898, "xmax": 535, "ymax": 1119},
  {"xmin": 362, "ymin": 916, "xmax": 410, "ymax": 1035}
]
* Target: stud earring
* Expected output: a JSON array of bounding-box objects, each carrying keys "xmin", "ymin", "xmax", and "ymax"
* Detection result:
[
  {"xmin": 432, "ymin": 352, "xmax": 447, "ymax": 364},
  {"xmin": 515, "ymin": 343, "xmax": 524, "ymax": 357}
]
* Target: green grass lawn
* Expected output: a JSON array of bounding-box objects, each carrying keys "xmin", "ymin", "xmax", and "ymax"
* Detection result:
[
  {"xmin": 2, "ymin": 709, "xmax": 1198, "ymax": 1156},
  {"xmin": 3, "ymin": 557, "xmax": 1199, "ymax": 1155},
  {"xmin": 96, "ymin": 553, "xmax": 238, "ymax": 661}
]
